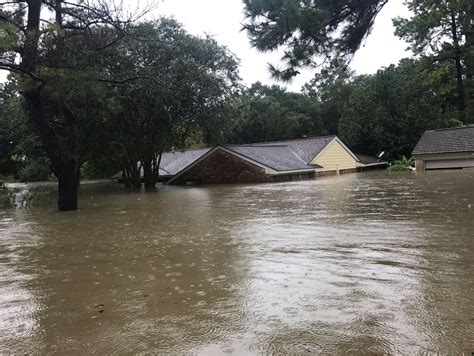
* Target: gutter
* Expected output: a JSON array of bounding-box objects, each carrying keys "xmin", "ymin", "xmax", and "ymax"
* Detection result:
[{"xmin": 356, "ymin": 161, "xmax": 388, "ymax": 168}]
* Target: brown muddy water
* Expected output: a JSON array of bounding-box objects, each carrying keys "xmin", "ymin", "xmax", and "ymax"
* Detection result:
[{"xmin": 1, "ymin": 170, "xmax": 473, "ymax": 354}]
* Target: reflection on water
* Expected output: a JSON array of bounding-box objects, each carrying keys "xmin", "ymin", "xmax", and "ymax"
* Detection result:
[{"xmin": 0, "ymin": 170, "xmax": 473, "ymax": 354}]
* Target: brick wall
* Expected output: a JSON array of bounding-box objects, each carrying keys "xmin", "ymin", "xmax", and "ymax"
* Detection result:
[
  {"xmin": 314, "ymin": 170, "xmax": 338, "ymax": 178},
  {"xmin": 339, "ymin": 168, "xmax": 358, "ymax": 174}
]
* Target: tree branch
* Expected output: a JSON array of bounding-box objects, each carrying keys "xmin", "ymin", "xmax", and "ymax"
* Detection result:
[{"xmin": 0, "ymin": 62, "xmax": 44, "ymax": 82}]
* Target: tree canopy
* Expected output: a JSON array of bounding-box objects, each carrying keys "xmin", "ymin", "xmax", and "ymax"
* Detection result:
[
  {"xmin": 0, "ymin": 0, "xmax": 151, "ymax": 210},
  {"xmin": 394, "ymin": 0, "xmax": 473, "ymax": 123},
  {"xmin": 225, "ymin": 82, "xmax": 326, "ymax": 144},
  {"xmin": 85, "ymin": 19, "xmax": 241, "ymax": 188},
  {"xmin": 339, "ymin": 59, "xmax": 456, "ymax": 159},
  {"xmin": 242, "ymin": 0, "xmax": 389, "ymax": 80}
]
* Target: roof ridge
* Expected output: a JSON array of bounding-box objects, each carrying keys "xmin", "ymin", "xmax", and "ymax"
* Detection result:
[
  {"xmin": 225, "ymin": 144, "xmax": 288, "ymax": 148},
  {"xmin": 168, "ymin": 147, "xmax": 211, "ymax": 153},
  {"xmin": 430, "ymin": 126, "xmax": 474, "ymax": 132},
  {"xmin": 249, "ymin": 134, "xmax": 337, "ymax": 145},
  {"xmin": 164, "ymin": 135, "xmax": 338, "ymax": 153}
]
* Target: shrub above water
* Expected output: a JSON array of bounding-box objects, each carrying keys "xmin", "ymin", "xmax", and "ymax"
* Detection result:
[
  {"xmin": 18, "ymin": 159, "xmax": 51, "ymax": 182},
  {"xmin": 387, "ymin": 156, "xmax": 414, "ymax": 172},
  {"xmin": 0, "ymin": 186, "xmax": 16, "ymax": 209}
]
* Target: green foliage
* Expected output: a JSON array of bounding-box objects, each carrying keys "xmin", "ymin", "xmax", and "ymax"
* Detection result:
[
  {"xmin": 225, "ymin": 82, "xmax": 326, "ymax": 144},
  {"xmin": 242, "ymin": 0, "xmax": 388, "ymax": 80},
  {"xmin": 303, "ymin": 60, "xmax": 355, "ymax": 134},
  {"xmin": 18, "ymin": 159, "xmax": 51, "ymax": 182},
  {"xmin": 0, "ymin": 186, "xmax": 15, "ymax": 209},
  {"xmin": 393, "ymin": 0, "xmax": 468, "ymax": 56},
  {"xmin": 339, "ymin": 59, "xmax": 455, "ymax": 159},
  {"xmin": 0, "ymin": 78, "xmax": 54, "ymax": 181},
  {"xmin": 394, "ymin": 0, "xmax": 472, "ymax": 123},
  {"xmin": 0, "ymin": 186, "xmax": 39, "ymax": 209},
  {"xmin": 80, "ymin": 160, "xmax": 122, "ymax": 180},
  {"xmin": 387, "ymin": 156, "xmax": 415, "ymax": 172},
  {"xmin": 0, "ymin": 80, "xmax": 23, "ymax": 178},
  {"xmin": 79, "ymin": 19, "xmax": 241, "ymax": 186},
  {"xmin": 17, "ymin": 189, "xmax": 39, "ymax": 208},
  {"xmin": 1, "ymin": 1, "xmax": 156, "ymax": 210}
]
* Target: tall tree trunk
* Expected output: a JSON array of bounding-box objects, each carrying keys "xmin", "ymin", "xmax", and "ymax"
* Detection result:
[
  {"xmin": 23, "ymin": 88, "xmax": 79, "ymax": 211},
  {"xmin": 130, "ymin": 161, "xmax": 142, "ymax": 189},
  {"xmin": 450, "ymin": 10, "xmax": 466, "ymax": 124},
  {"xmin": 76, "ymin": 164, "xmax": 81, "ymax": 187},
  {"xmin": 19, "ymin": 0, "xmax": 79, "ymax": 211},
  {"xmin": 142, "ymin": 155, "xmax": 157, "ymax": 188},
  {"xmin": 123, "ymin": 169, "xmax": 132, "ymax": 188},
  {"xmin": 154, "ymin": 152, "xmax": 162, "ymax": 182},
  {"xmin": 57, "ymin": 160, "xmax": 78, "ymax": 211}
]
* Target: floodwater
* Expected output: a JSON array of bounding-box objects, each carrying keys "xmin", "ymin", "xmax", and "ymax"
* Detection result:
[{"xmin": 1, "ymin": 170, "xmax": 473, "ymax": 354}]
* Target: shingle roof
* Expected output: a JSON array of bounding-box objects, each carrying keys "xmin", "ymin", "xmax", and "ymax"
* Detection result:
[
  {"xmin": 255, "ymin": 135, "xmax": 336, "ymax": 163},
  {"xmin": 355, "ymin": 153, "xmax": 384, "ymax": 165},
  {"xmin": 224, "ymin": 144, "xmax": 321, "ymax": 171},
  {"xmin": 110, "ymin": 148, "xmax": 210, "ymax": 180},
  {"xmin": 412, "ymin": 127, "xmax": 474, "ymax": 155},
  {"xmin": 112, "ymin": 135, "xmax": 339, "ymax": 180},
  {"xmin": 159, "ymin": 148, "xmax": 211, "ymax": 176}
]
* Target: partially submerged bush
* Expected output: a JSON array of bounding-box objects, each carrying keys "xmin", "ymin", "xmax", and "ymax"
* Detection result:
[
  {"xmin": 18, "ymin": 159, "xmax": 51, "ymax": 182},
  {"xmin": 18, "ymin": 189, "xmax": 39, "ymax": 208},
  {"xmin": 387, "ymin": 156, "xmax": 414, "ymax": 172},
  {"xmin": 0, "ymin": 186, "xmax": 16, "ymax": 208},
  {"xmin": 0, "ymin": 186, "xmax": 39, "ymax": 209}
]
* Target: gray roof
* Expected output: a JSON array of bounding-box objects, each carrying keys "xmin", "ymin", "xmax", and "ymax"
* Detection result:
[
  {"xmin": 111, "ymin": 148, "xmax": 210, "ymax": 180},
  {"xmin": 112, "ymin": 135, "xmax": 340, "ymax": 180},
  {"xmin": 412, "ymin": 127, "xmax": 474, "ymax": 155},
  {"xmin": 255, "ymin": 135, "xmax": 336, "ymax": 163},
  {"xmin": 159, "ymin": 148, "xmax": 211, "ymax": 176},
  {"xmin": 224, "ymin": 144, "xmax": 322, "ymax": 171},
  {"xmin": 355, "ymin": 153, "xmax": 386, "ymax": 165}
]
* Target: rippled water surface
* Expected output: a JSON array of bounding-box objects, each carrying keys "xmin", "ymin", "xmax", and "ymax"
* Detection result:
[{"xmin": 1, "ymin": 170, "xmax": 473, "ymax": 354}]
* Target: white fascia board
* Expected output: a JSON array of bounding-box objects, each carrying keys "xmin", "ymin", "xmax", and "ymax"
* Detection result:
[
  {"xmin": 356, "ymin": 161, "xmax": 388, "ymax": 167},
  {"xmin": 268, "ymin": 168, "xmax": 318, "ymax": 175}
]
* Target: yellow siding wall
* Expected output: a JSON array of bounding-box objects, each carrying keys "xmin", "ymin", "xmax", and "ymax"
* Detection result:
[{"xmin": 311, "ymin": 139, "xmax": 358, "ymax": 171}]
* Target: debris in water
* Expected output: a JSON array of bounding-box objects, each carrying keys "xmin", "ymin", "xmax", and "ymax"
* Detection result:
[{"xmin": 94, "ymin": 304, "xmax": 105, "ymax": 314}]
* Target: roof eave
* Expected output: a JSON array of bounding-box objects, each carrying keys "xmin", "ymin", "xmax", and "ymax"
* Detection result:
[
  {"xmin": 268, "ymin": 168, "xmax": 319, "ymax": 175},
  {"xmin": 356, "ymin": 161, "xmax": 388, "ymax": 167},
  {"xmin": 412, "ymin": 150, "xmax": 474, "ymax": 156}
]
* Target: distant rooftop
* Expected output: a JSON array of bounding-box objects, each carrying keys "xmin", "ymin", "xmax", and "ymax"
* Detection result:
[{"xmin": 412, "ymin": 126, "xmax": 474, "ymax": 155}]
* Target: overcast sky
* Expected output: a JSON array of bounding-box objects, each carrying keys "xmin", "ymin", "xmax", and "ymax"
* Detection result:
[
  {"xmin": 0, "ymin": 1, "xmax": 411, "ymax": 91},
  {"xmin": 156, "ymin": 0, "xmax": 411, "ymax": 91}
]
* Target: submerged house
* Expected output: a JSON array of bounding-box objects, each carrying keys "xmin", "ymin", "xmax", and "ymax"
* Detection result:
[
  {"xmin": 412, "ymin": 127, "xmax": 474, "ymax": 171},
  {"xmin": 113, "ymin": 135, "xmax": 387, "ymax": 185}
]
